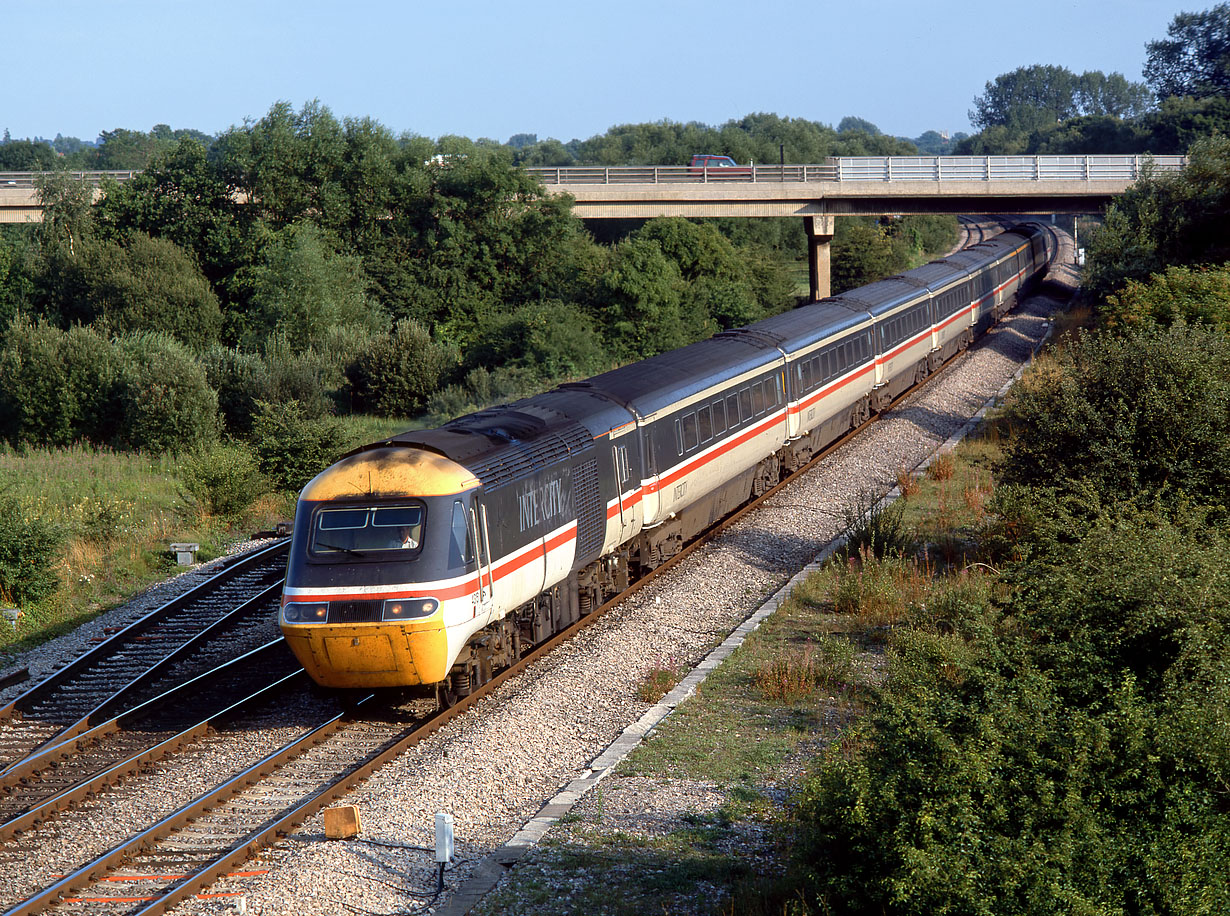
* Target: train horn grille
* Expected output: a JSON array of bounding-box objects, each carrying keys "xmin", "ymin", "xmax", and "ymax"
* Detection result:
[{"xmin": 327, "ymin": 599, "xmax": 384, "ymax": 623}]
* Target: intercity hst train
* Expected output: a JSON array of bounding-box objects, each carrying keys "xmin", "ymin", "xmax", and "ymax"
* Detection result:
[{"xmin": 279, "ymin": 223, "xmax": 1053, "ymax": 701}]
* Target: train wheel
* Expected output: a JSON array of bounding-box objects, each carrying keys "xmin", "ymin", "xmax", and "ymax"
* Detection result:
[{"xmin": 436, "ymin": 677, "xmax": 461, "ymax": 709}]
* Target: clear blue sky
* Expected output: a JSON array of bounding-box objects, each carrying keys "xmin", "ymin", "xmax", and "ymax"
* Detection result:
[{"xmin": 4, "ymin": 0, "xmax": 1197, "ymax": 145}]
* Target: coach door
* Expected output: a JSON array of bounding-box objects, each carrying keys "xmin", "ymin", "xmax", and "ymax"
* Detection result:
[
  {"xmin": 611, "ymin": 435, "xmax": 641, "ymax": 543},
  {"xmin": 469, "ymin": 498, "xmax": 494, "ymax": 621},
  {"xmin": 638, "ymin": 422, "xmax": 661, "ymax": 527}
]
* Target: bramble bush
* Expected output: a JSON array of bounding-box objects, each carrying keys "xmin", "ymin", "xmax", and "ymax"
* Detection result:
[
  {"xmin": 249, "ymin": 400, "xmax": 346, "ymax": 493},
  {"xmin": 1102, "ymin": 262, "xmax": 1230, "ymax": 330},
  {"xmin": 790, "ymin": 509, "xmax": 1230, "ymax": 915},
  {"xmin": 178, "ymin": 442, "xmax": 266, "ymax": 519},
  {"xmin": 1001, "ymin": 322, "xmax": 1230, "ymax": 508},
  {"xmin": 0, "ymin": 492, "xmax": 63, "ymax": 606},
  {"xmin": 113, "ymin": 332, "xmax": 218, "ymax": 453}
]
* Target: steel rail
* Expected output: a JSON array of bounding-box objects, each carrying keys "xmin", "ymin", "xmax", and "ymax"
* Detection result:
[
  {"xmin": 0, "ymin": 640, "xmax": 306, "ymax": 841},
  {"xmin": 0, "ymin": 542, "xmax": 288, "ymax": 768}
]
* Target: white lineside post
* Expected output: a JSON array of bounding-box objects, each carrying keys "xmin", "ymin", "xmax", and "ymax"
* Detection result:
[{"xmin": 435, "ymin": 811, "xmax": 454, "ymax": 893}]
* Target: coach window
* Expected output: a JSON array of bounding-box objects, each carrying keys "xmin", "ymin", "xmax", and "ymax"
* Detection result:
[
  {"xmin": 698, "ymin": 406, "xmax": 712, "ymax": 443},
  {"xmin": 726, "ymin": 393, "xmax": 740, "ymax": 427},
  {"xmin": 801, "ymin": 360, "xmax": 812, "ymax": 390},
  {"xmin": 713, "ymin": 399, "xmax": 727, "ymax": 434},
  {"xmin": 682, "ymin": 412, "xmax": 699, "ymax": 451},
  {"xmin": 739, "ymin": 387, "xmax": 752, "ymax": 419},
  {"xmin": 674, "ymin": 419, "xmax": 684, "ymax": 455},
  {"xmin": 752, "ymin": 383, "xmax": 765, "ymax": 415}
]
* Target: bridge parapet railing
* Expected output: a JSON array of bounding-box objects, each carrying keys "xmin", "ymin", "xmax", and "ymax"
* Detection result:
[
  {"xmin": 526, "ymin": 155, "xmax": 1186, "ymax": 186},
  {"xmin": 0, "ymin": 170, "xmax": 138, "ymax": 188},
  {"xmin": 0, "ymin": 157, "xmax": 1189, "ymax": 193}
]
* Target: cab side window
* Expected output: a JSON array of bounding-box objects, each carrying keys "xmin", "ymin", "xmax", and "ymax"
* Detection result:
[{"xmin": 449, "ymin": 500, "xmax": 474, "ymax": 569}]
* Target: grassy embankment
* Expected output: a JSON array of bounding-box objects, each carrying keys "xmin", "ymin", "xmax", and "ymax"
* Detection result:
[{"xmin": 0, "ymin": 414, "xmax": 410, "ymax": 661}]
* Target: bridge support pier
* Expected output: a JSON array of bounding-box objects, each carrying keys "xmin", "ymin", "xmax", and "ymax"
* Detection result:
[{"xmin": 805, "ymin": 215, "xmax": 835, "ymax": 301}]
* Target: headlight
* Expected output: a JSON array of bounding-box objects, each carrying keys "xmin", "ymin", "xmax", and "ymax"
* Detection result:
[
  {"xmin": 382, "ymin": 597, "xmax": 439, "ymax": 620},
  {"xmin": 283, "ymin": 602, "xmax": 329, "ymax": 623}
]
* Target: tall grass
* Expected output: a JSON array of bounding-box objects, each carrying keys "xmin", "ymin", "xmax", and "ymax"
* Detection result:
[{"xmin": 0, "ymin": 443, "xmax": 290, "ymax": 657}]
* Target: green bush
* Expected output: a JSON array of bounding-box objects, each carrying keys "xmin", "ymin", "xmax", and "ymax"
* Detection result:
[
  {"xmin": 1002, "ymin": 322, "xmax": 1230, "ymax": 508},
  {"xmin": 0, "ymin": 492, "xmax": 63, "ymax": 605},
  {"xmin": 113, "ymin": 332, "xmax": 219, "ymax": 453},
  {"xmin": 348, "ymin": 319, "xmax": 459, "ymax": 416},
  {"xmin": 790, "ymin": 511, "xmax": 1230, "ymax": 916},
  {"xmin": 262, "ymin": 333, "xmax": 344, "ymax": 421},
  {"xmin": 1101, "ymin": 262, "xmax": 1230, "ymax": 330},
  {"xmin": 178, "ymin": 442, "xmax": 266, "ymax": 518},
  {"xmin": 201, "ymin": 345, "xmax": 272, "ymax": 437},
  {"xmin": 61, "ymin": 324, "xmax": 122, "ymax": 445},
  {"xmin": 81, "ymin": 232, "xmax": 223, "ymax": 349},
  {"xmin": 0, "ymin": 318, "xmax": 123, "ymax": 448},
  {"xmin": 0, "ymin": 316, "xmax": 77, "ymax": 447},
  {"xmin": 468, "ymin": 301, "xmax": 608, "ymax": 383},
  {"xmin": 249, "ymin": 400, "xmax": 345, "ymax": 493}
]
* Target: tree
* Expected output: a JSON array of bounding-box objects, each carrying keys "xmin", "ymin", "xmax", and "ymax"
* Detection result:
[
  {"xmin": 35, "ymin": 172, "xmax": 94, "ymax": 259},
  {"xmin": 94, "ymin": 137, "xmax": 255, "ymax": 307},
  {"xmin": 970, "ymin": 65, "xmax": 1151, "ymax": 133},
  {"xmin": 0, "ymin": 139, "xmax": 57, "ymax": 170},
  {"xmin": 599, "ymin": 236, "xmax": 689, "ymax": 360},
  {"xmin": 1139, "ymin": 93, "xmax": 1230, "ymax": 152},
  {"xmin": 837, "ymin": 116, "xmax": 881, "ymax": 136},
  {"xmin": 1074, "ymin": 71, "xmax": 1153, "ymax": 119},
  {"xmin": 212, "ymin": 100, "xmax": 351, "ymax": 232},
  {"xmin": 240, "ymin": 222, "xmax": 385, "ymax": 352},
  {"xmin": 1084, "ymin": 135, "xmax": 1230, "ymax": 301},
  {"xmin": 88, "ymin": 128, "xmax": 169, "ymax": 170},
  {"xmin": 831, "ymin": 221, "xmax": 901, "ymax": 293},
  {"xmin": 1144, "ymin": 3, "xmax": 1230, "ymax": 100}
]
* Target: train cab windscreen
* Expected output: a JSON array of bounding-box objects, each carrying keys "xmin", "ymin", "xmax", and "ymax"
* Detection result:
[{"xmin": 311, "ymin": 504, "xmax": 425, "ymax": 555}]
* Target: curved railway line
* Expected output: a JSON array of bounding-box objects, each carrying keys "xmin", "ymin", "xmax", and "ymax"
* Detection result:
[{"xmin": 0, "ymin": 222, "xmax": 1064, "ymax": 916}]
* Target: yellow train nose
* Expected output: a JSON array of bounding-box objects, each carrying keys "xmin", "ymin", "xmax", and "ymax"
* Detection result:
[{"xmin": 283, "ymin": 621, "xmax": 449, "ymax": 689}]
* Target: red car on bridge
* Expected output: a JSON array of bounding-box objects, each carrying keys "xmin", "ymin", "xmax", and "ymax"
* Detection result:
[{"xmin": 689, "ymin": 154, "xmax": 753, "ymax": 178}]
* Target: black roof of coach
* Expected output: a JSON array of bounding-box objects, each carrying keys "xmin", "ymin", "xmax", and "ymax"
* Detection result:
[
  {"xmin": 749, "ymin": 301, "xmax": 872, "ymax": 353},
  {"xmin": 905, "ymin": 259, "xmax": 967, "ymax": 291},
  {"xmin": 830, "ymin": 276, "xmax": 926, "ymax": 318},
  {"xmin": 572, "ymin": 332, "xmax": 780, "ymax": 418}
]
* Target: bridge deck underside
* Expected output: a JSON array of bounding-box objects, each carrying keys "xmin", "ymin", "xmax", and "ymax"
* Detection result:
[{"xmin": 563, "ymin": 181, "xmax": 1124, "ymax": 218}]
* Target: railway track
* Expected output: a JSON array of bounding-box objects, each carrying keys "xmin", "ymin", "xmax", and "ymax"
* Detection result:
[
  {"xmin": 1, "ymin": 225, "xmax": 1066, "ymax": 915},
  {"xmin": 0, "ymin": 542, "xmax": 289, "ymax": 773}
]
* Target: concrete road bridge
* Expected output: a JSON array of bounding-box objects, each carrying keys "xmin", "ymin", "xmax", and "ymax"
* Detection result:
[{"xmin": 1, "ymin": 155, "xmax": 1185, "ymax": 298}]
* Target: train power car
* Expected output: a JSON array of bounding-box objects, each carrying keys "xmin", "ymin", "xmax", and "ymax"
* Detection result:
[{"xmin": 279, "ymin": 223, "xmax": 1053, "ymax": 701}]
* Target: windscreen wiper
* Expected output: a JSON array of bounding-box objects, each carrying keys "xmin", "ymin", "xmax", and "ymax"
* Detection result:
[{"xmin": 314, "ymin": 541, "xmax": 367, "ymax": 558}]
